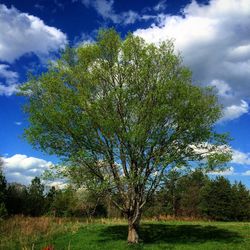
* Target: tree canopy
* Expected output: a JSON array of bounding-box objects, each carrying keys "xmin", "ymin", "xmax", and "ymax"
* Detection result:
[{"xmin": 21, "ymin": 29, "xmax": 231, "ymax": 243}]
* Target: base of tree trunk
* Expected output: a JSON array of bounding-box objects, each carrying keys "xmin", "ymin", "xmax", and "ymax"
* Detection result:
[{"xmin": 127, "ymin": 223, "xmax": 139, "ymax": 243}]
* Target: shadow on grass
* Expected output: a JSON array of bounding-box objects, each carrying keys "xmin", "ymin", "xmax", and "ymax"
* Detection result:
[{"xmin": 98, "ymin": 223, "xmax": 242, "ymax": 245}]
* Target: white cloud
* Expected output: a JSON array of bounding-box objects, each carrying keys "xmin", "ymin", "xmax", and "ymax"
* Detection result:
[
  {"xmin": 0, "ymin": 83, "xmax": 19, "ymax": 96},
  {"xmin": 78, "ymin": 0, "xmax": 140, "ymax": 24},
  {"xmin": 2, "ymin": 154, "xmax": 53, "ymax": 185},
  {"xmin": 242, "ymin": 170, "xmax": 250, "ymax": 176},
  {"xmin": 220, "ymin": 100, "xmax": 249, "ymax": 123},
  {"xmin": 209, "ymin": 166, "xmax": 235, "ymax": 176},
  {"xmin": 47, "ymin": 180, "xmax": 67, "ymax": 189},
  {"xmin": 74, "ymin": 0, "xmax": 158, "ymax": 25},
  {"xmin": 14, "ymin": 121, "xmax": 22, "ymax": 126},
  {"xmin": 0, "ymin": 64, "xmax": 19, "ymax": 96},
  {"xmin": 74, "ymin": 32, "xmax": 95, "ymax": 47},
  {"xmin": 0, "ymin": 64, "xmax": 18, "ymax": 84},
  {"xmin": 0, "ymin": 4, "xmax": 67, "ymax": 62},
  {"xmin": 232, "ymin": 149, "xmax": 250, "ymax": 165},
  {"xmin": 134, "ymin": 0, "xmax": 250, "ymax": 122},
  {"xmin": 153, "ymin": 0, "xmax": 167, "ymax": 12},
  {"xmin": 228, "ymin": 45, "xmax": 250, "ymax": 61},
  {"xmin": 210, "ymin": 80, "xmax": 233, "ymax": 99}
]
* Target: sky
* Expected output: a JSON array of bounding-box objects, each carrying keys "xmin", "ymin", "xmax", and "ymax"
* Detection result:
[{"xmin": 1, "ymin": 0, "xmax": 250, "ymax": 187}]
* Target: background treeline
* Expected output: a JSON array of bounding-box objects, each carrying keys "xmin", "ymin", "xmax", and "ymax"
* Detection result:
[
  {"xmin": 1, "ymin": 169, "xmax": 250, "ymax": 221},
  {"xmin": 145, "ymin": 170, "xmax": 250, "ymax": 221}
]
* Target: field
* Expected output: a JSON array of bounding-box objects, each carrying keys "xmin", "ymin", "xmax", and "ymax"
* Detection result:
[{"xmin": 1, "ymin": 216, "xmax": 250, "ymax": 250}]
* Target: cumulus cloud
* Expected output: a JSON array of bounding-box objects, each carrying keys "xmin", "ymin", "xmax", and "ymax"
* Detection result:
[
  {"xmin": 0, "ymin": 83, "xmax": 19, "ymax": 96},
  {"xmin": 134, "ymin": 0, "xmax": 250, "ymax": 122},
  {"xmin": 207, "ymin": 149, "xmax": 250, "ymax": 176},
  {"xmin": 2, "ymin": 154, "xmax": 53, "ymax": 185},
  {"xmin": 0, "ymin": 64, "xmax": 18, "ymax": 84},
  {"xmin": 0, "ymin": 4, "xmax": 67, "ymax": 63},
  {"xmin": 232, "ymin": 149, "xmax": 250, "ymax": 165},
  {"xmin": 219, "ymin": 100, "xmax": 249, "ymax": 123},
  {"xmin": 0, "ymin": 64, "xmax": 19, "ymax": 96}
]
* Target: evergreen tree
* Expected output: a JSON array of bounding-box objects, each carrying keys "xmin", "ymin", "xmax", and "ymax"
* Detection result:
[
  {"xmin": 6, "ymin": 183, "xmax": 28, "ymax": 215},
  {"xmin": 45, "ymin": 186, "xmax": 57, "ymax": 215},
  {"xmin": 200, "ymin": 176, "xmax": 232, "ymax": 221},
  {"xmin": 179, "ymin": 170, "xmax": 208, "ymax": 217},
  {"xmin": 27, "ymin": 177, "xmax": 45, "ymax": 216},
  {"xmin": 231, "ymin": 182, "xmax": 250, "ymax": 221}
]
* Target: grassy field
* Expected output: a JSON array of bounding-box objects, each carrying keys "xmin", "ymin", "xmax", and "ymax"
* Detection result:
[{"xmin": 0, "ymin": 216, "xmax": 250, "ymax": 250}]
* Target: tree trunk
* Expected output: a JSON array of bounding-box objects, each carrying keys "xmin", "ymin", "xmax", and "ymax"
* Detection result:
[
  {"xmin": 127, "ymin": 219, "xmax": 139, "ymax": 243},
  {"xmin": 128, "ymin": 220, "xmax": 139, "ymax": 244}
]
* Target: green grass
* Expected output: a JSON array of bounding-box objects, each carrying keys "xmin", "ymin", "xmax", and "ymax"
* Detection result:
[{"xmin": 1, "ymin": 217, "xmax": 250, "ymax": 249}]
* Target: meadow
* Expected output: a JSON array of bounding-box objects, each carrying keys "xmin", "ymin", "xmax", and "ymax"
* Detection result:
[{"xmin": 1, "ymin": 216, "xmax": 250, "ymax": 250}]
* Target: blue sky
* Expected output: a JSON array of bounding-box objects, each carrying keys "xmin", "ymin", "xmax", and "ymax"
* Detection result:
[{"xmin": 1, "ymin": 0, "xmax": 250, "ymax": 187}]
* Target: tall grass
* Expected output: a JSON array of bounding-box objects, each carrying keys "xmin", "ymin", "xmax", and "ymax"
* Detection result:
[
  {"xmin": 0, "ymin": 216, "xmax": 128, "ymax": 249},
  {"xmin": 0, "ymin": 216, "xmax": 81, "ymax": 249}
]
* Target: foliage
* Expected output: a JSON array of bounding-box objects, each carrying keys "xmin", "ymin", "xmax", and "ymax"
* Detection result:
[
  {"xmin": 0, "ymin": 159, "xmax": 7, "ymax": 218},
  {"xmin": 3, "ymin": 170, "xmax": 250, "ymax": 222},
  {"xmin": 27, "ymin": 177, "xmax": 46, "ymax": 216},
  {"xmin": 145, "ymin": 170, "xmax": 250, "ymax": 221},
  {"xmin": 178, "ymin": 170, "xmax": 209, "ymax": 217},
  {"xmin": 49, "ymin": 187, "xmax": 78, "ymax": 217},
  {"xmin": 6, "ymin": 183, "xmax": 28, "ymax": 215},
  {"xmin": 200, "ymin": 177, "xmax": 250, "ymax": 221},
  {"xmin": 0, "ymin": 202, "xmax": 7, "ymax": 219},
  {"xmin": 230, "ymin": 182, "xmax": 250, "ymax": 221}
]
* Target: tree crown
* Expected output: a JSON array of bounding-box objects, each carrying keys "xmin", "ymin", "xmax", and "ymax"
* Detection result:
[{"xmin": 20, "ymin": 29, "xmax": 231, "ymax": 213}]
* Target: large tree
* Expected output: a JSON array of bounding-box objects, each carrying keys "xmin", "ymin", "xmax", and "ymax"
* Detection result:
[{"xmin": 21, "ymin": 29, "xmax": 231, "ymax": 243}]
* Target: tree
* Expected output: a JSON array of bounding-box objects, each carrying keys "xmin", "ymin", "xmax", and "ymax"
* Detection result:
[
  {"xmin": 6, "ymin": 183, "xmax": 28, "ymax": 215},
  {"xmin": 49, "ymin": 187, "xmax": 77, "ymax": 217},
  {"xmin": 21, "ymin": 29, "xmax": 231, "ymax": 243},
  {"xmin": 154, "ymin": 169, "xmax": 208, "ymax": 218},
  {"xmin": 27, "ymin": 177, "xmax": 45, "ymax": 216},
  {"xmin": 200, "ymin": 176, "xmax": 232, "ymax": 221},
  {"xmin": 178, "ymin": 170, "xmax": 208, "ymax": 217},
  {"xmin": 0, "ymin": 158, "xmax": 8, "ymax": 218},
  {"xmin": 163, "ymin": 170, "xmax": 182, "ymax": 217},
  {"xmin": 45, "ymin": 186, "xmax": 57, "ymax": 215},
  {"xmin": 231, "ymin": 182, "xmax": 250, "ymax": 221}
]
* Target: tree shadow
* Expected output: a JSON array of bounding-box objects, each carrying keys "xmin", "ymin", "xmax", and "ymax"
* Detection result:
[{"xmin": 98, "ymin": 223, "xmax": 242, "ymax": 245}]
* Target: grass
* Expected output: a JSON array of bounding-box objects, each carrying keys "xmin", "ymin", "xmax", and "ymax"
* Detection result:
[{"xmin": 0, "ymin": 216, "xmax": 250, "ymax": 249}]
